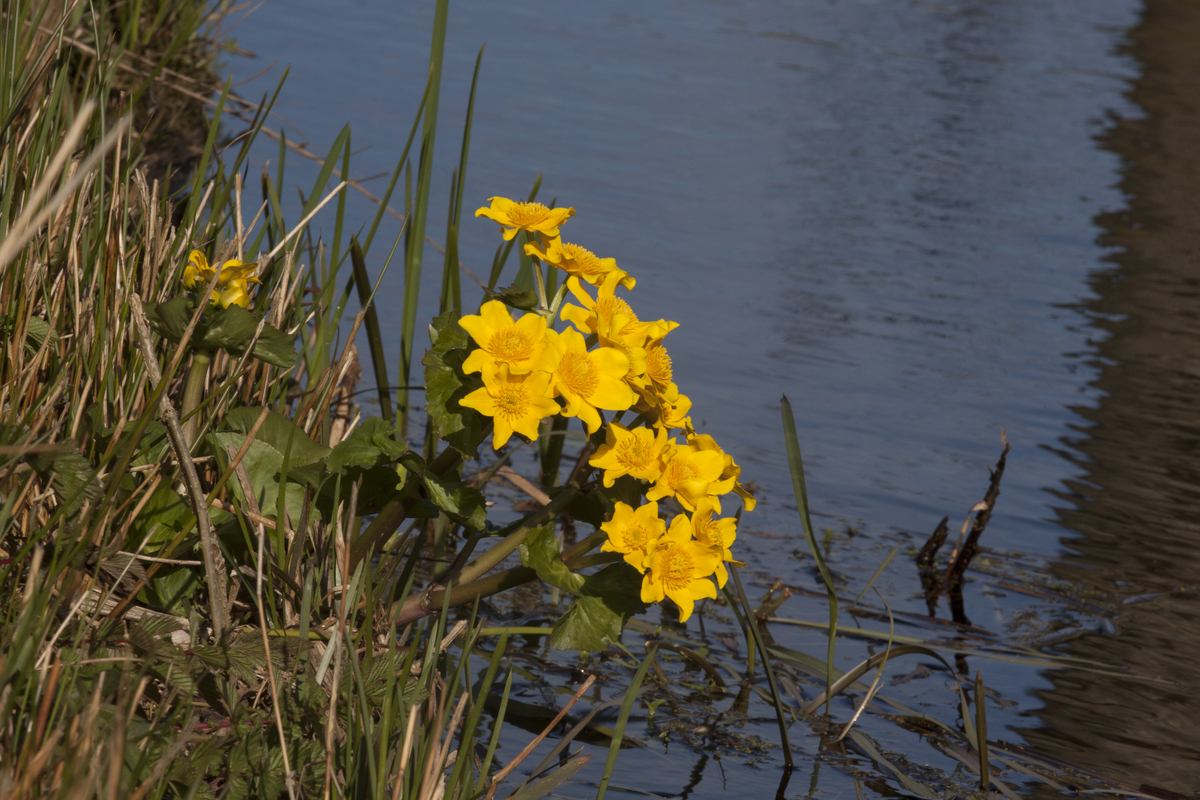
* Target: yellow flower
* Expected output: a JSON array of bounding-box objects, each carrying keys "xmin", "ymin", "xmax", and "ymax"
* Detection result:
[
  {"xmin": 600, "ymin": 315, "xmax": 649, "ymax": 392},
  {"xmin": 589, "ymin": 422, "xmax": 668, "ymax": 487},
  {"xmin": 601, "ymin": 501, "xmax": 665, "ymax": 571},
  {"xmin": 524, "ymin": 238, "xmax": 634, "ymax": 289},
  {"xmin": 637, "ymin": 381, "xmax": 693, "ymax": 432},
  {"xmin": 216, "ymin": 259, "xmax": 259, "ymax": 285},
  {"xmin": 216, "ymin": 279, "xmax": 253, "ymax": 309},
  {"xmin": 459, "ymin": 367, "xmax": 560, "ymax": 449},
  {"xmin": 643, "ymin": 336, "xmax": 673, "ymax": 392},
  {"xmin": 646, "ymin": 441, "xmax": 725, "ymax": 512},
  {"xmin": 475, "ymin": 197, "xmax": 574, "ymax": 241},
  {"xmin": 183, "ymin": 250, "xmax": 216, "ymax": 289},
  {"xmin": 687, "ymin": 432, "xmax": 757, "ymax": 511},
  {"xmin": 687, "ymin": 500, "xmax": 740, "ymax": 588},
  {"xmin": 640, "ymin": 516, "xmax": 720, "ymax": 622},
  {"xmin": 460, "ymin": 300, "xmax": 558, "ymax": 376},
  {"xmin": 549, "ymin": 327, "xmax": 634, "ymax": 434},
  {"xmin": 183, "ymin": 251, "xmax": 261, "ymax": 304}
]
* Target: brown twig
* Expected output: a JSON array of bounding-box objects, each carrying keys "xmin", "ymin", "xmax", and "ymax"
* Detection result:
[{"xmin": 130, "ymin": 296, "xmax": 229, "ymax": 636}]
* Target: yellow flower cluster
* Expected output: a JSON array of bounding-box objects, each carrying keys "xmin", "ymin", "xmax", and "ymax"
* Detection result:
[
  {"xmin": 469, "ymin": 196, "xmax": 756, "ymax": 622},
  {"xmin": 182, "ymin": 250, "xmax": 260, "ymax": 309}
]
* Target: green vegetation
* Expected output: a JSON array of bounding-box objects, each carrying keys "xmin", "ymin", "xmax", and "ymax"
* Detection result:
[{"xmin": 1, "ymin": 3, "xmax": 1175, "ymax": 800}]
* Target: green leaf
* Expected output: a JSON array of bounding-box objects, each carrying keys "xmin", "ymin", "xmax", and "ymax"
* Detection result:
[
  {"xmin": 146, "ymin": 298, "xmax": 296, "ymax": 367},
  {"xmin": 508, "ymin": 755, "xmax": 591, "ymax": 800},
  {"xmin": 551, "ymin": 563, "xmax": 648, "ymax": 652},
  {"xmin": 519, "ymin": 526, "xmax": 584, "ymax": 593},
  {"xmin": 144, "ymin": 296, "xmax": 195, "ymax": 343},
  {"xmin": 199, "ymin": 304, "xmax": 296, "ymax": 367},
  {"xmin": 223, "ymin": 408, "xmax": 330, "ymax": 467},
  {"xmin": 327, "ymin": 417, "xmax": 406, "ymax": 472},
  {"xmin": 23, "ymin": 317, "xmax": 59, "ymax": 355},
  {"xmin": 422, "ymin": 311, "xmax": 486, "ymax": 459},
  {"xmin": 210, "ymin": 432, "xmax": 308, "ymax": 524},
  {"xmin": 127, "ymin": 482, "xmax": 192, "ymax": 554},
  {"xmin": 490, "ymin": 283, "xmax": 539, "ymax": 311},
  {"xmin": 421, "ymin": 470, "xmax": 486, "ymax": 530}
]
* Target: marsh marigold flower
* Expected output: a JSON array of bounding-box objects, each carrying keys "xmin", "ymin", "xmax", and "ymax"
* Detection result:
[
  {"xmin": 589, "ymin": 422, "xmax": 668, "ymax": 487},
  {"xmin": 460, "ymin": 300, "xmax": 558, "ymax": 376},
  {"xmin": 685, "ymin": 500, "xmax": 740, "ymax": 588},
  {"xmin": 459, "ymin": 367, "xmax": 560, "ymax": 449},
  {"xmin": 560, "ymin": 276, "xmax": 665, "ymax": 341},
  {"xmin": 524, "ymin": 238, "xmax": 635, "ymax": 289},
  {"xmin": 646, "ymin": 441, "xmax": 725, "ymax": 512},
  {"xmin": 549, "ymin": 327, "xmax": 634, "ymax": 434},
  {"xmin": 601, "ymin": 501, "xmax": 665, "ymax": 571},
  {"xmin": 638, "ymin": 381, "xmax": 692, "ymax": 432},
  {"xmin": 183, "ymin": 250, "xmax": 260, "ymax": 306},
  {"xmin": 687, "ymin": 432, "xmax": 757, "ymax": 511},
  {"xmin": 640, "ymin": 518, "xmax": 720, "ymax": 622},
  {"xmin": 475, "ymin": 197, "xmax": 574, "ymax": 241}
]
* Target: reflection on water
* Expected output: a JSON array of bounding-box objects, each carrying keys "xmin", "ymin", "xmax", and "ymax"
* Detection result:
[
  {"xmin": 1027, "ymin": 0, "xmax": 1200, "ymax": 791},
  {"xmin": 225, "ymin": 0, "xmax": 1200, "ymax": 794}
]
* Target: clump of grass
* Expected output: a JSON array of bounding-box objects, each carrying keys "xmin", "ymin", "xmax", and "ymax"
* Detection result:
[{"xmin": 0, "ymin": 2, "xmax": 651, "ymax": 798}]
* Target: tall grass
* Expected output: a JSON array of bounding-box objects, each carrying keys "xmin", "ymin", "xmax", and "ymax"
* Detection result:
[{"xmin": 0, "ymin": 2, "xmax": 652, "ymax": 798}]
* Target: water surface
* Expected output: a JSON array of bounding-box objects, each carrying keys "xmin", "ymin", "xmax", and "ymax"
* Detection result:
[{"xmin": 224, "ymin": 0, "xmax": 1200, "ymax": 795}]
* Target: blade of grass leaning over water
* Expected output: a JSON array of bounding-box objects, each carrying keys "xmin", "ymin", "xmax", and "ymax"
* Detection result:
[
  {"xmin": 399, "ymin": 0, "xmax": 451, "ymax": 435},
  {"xmin": 731, "ymin": 564, "xmax": 794, "ymax": 769},
  {"xmin": 595, "ymin": 643, "xmax": 658, "ymax": 800},
  {"xmin": 781, "ymin": 394, "xmax": 839, "ymax": 714}
]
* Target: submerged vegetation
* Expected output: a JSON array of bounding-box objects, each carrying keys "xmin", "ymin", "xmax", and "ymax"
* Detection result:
[{"xmin": 0, "ymin": 2, "xmax": 1186, "ymax": 800}]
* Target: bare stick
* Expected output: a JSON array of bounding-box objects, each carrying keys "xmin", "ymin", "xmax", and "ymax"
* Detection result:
[{"xmin": 130, "ymin": 297, "xmax": 229, "ymax": 636}]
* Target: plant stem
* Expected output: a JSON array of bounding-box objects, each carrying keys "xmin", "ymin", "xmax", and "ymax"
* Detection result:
[{"xmin": 181, "ymin": 350, "xmax": 211, "ymax": 448}]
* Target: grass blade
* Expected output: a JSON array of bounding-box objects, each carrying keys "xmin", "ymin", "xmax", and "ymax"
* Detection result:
[
  {"xmin": 730, "ymin": 565, "xmax": 793, "ymax": 768},
  {"xmin": 595, "ymin": 643, "xmax": 656, "ymax": 800},
  {"xmin": 780, "ymin": 394, "xmax": 839, "ymax": 714}
]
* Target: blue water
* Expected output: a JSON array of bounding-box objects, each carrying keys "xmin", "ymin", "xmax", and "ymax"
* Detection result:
[{"xmin": 223, "ymin": 0, "xmax": 1163, "ymax": 795}]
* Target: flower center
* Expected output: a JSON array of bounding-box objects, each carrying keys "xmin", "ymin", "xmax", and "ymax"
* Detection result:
[
  {"xmin": 562, "ymin": 243, "xmax": 605, "ymax": 276},
  {"xmin": 560, "ymin": 351, "xmax": 598, "ymax": 397},
  {"xmin": 494, "ymin": 385, "xmax": 528, "ymax": 421},
  {"xmin": 646, "ymin": 343, "xmax": 672, "ymax": 384},
  {"xmin": 659, "ymin": 544, "xmax": 694, "ymax": 592},
  {"xmin": 621, "ymin": 523, "xmax": 651, "ymax": 551},
  {"xmin": 490, "ymin": 329, "xmax": 536, "ymax": 363},
  {"xmin": 665, "ymin": 455, "xmax": 698, "ymax": 484},
  {"xmin": 693, "ymin": 519, "xmax": 717, "ymax": 548},
  {"xmin": 616, "ymin": 437, "xmax": 652, "ymax": 471},
  {"xmin": 506, "ymin": 202, "xmax": 551, "ymax": 226},
  {"xmin": 596, "ymin": 295, "xmax": 636, "ymax": 326}
]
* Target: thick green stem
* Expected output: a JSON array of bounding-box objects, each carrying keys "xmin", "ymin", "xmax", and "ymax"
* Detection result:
[
  {"xmin": 349, "ymin": 445, "xmax": 463, "ymax": 569},
  {"xmin": 181, "ymin": 350, "xmax": 211, "ymax": 449},
  {"xmin": 394, "ymin": 549, "xmax": 619, "ymax": 627}
]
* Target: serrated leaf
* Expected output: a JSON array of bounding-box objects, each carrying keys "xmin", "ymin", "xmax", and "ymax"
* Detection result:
[
  {"xmin": 551, "ymin": 563, "xmax": 648, "ymax": 652},
  {"xmin": 519, "ymin": 526, "xmax": 584, "ymax": 593},
  {"xmin": 421, "ymin": 470, "xmax": 487, "ymax": 530},
  {"xmin": 223, "ymin": 408, "xmax": 331, "ymax": 467},
  {"xmin": 422, "ymin": 311, "xmax": 486, "ymax": 460}
]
